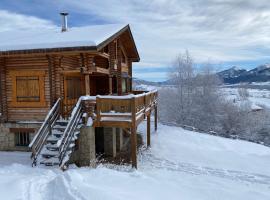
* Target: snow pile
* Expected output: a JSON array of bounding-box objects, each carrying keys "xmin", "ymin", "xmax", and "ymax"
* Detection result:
[{"xmin": 0, "ymin": 123, "xmax": 270, "ymax": 200}]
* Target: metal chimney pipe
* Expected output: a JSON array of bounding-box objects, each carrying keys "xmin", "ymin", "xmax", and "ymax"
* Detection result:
[{"xmin": 60, "ymin": 12, "xmax": 68, "ymax": 32}]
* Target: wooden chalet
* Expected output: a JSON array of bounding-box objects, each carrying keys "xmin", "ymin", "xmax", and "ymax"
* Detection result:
[{"xmin": 0, "ymin": 16, "xmax": 158, "ymax": 169}]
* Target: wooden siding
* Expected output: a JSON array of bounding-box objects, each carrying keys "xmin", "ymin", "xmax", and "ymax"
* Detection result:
[
  {"xmin": 5, "ymin": 56, "xmax": 50, "ymax": 121},
  {"xmin": 0, "ymin": 58, "xmax": 8, "ymax": 122},
  {"xmin": 0, "ymin": 33, "xmax": 136, "ymax": 122}
]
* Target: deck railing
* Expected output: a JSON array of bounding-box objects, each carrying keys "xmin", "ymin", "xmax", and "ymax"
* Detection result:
[
  {"xmin": 58, "ymin": 97, "xmax": 84, "ymax": 169},
  {"xmin": 29, "ymin": 98, "xmax": 61, "ymax": 166},
  {"xmin": 94, "ymin": 90, "xmax": 158, "ymax": 127}
]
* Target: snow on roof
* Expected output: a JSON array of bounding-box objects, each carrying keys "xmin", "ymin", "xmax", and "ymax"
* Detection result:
[{"xmin": 0, "ymin": 24, "xmax": 127, "ymax": 52}]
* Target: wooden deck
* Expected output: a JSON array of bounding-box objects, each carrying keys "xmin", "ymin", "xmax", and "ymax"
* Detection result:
[{"xmin": 82, "ymin": 90, "xmax": 158, "ymax": 168}]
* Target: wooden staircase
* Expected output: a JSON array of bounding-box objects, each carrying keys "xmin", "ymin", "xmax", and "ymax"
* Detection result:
[{"xmin": 29, "ymin": 98, "xmax": 84, "ymax": 169}]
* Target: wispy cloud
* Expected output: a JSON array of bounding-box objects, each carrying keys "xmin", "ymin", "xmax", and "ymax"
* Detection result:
[
  {"xmin": 1, "ymin": 0, "xmax": 270, "ymax": 81},
  {"xmin": 0, "ymin": 10, "xmax": 56, "ymax": 32},
  {"xmin": 62, "ymin": 0, "xmax": 270, "ymax": 70}
]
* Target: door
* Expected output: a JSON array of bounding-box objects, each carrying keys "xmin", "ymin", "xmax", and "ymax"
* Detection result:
[{"xmin": 63, "ymin": 73, "xmax": 85, "ymax": 118}]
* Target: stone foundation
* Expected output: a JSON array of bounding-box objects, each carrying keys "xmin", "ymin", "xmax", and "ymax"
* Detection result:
[
  {"xmin": 75, "ymin": 126, "xmax": 96, "ymax": 167},
  {"xmin": 0, "ymin": 122, "xmax": 40, "ymax": 151},
  {"xmin": 104, "ymin": 127, "xmax": 117, "ymax": 157}
]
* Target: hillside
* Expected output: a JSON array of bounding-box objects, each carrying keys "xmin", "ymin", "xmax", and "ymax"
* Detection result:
[
  {"xmin": 0, "ymin": 122, "xmax": 269, "ymax": 200},
  {"xmin": 218, "ymin": 64, "xmax": 270, "ymax": 84}
]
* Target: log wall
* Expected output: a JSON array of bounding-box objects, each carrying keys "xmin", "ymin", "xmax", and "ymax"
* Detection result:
[{"xmin": 5, "ymin": 56, "xmax": 50, "ymax": 121}]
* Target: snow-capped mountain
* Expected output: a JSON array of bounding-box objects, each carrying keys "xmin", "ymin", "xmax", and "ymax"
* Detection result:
[
  {"xmin": 218, "ymin": 64, "xmax": 270, "ymax": 84},
  {"xmin": 217, "ymin": 66, "xmax": 247, "ymax": 79}
]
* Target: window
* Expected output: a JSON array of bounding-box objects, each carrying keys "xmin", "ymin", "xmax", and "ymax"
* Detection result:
[
  {"xmin": 15, "ymin": 131, "xmax": 30, "ymax": 146},
  {"xmin": 10, "ymin": 71, "xmax": 46, "ymax": 107}
]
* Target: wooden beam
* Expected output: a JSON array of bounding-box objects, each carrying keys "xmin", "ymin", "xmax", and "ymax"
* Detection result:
[
  {"xmin": 147, "ymin": 114, "xmax": 151, "ymax": 147},
  {"xmin": 117, "ymin": 39, "xmax": 122, "ymax": 95},
  {"xmin": 131, "ymin": 96, "xmax": 137, "ymax": 168},
  {"xmin": 130, "ymin": 126, "xmax": 137, "ymax": 168},
  {"xmin": 0, "ymin": 50, "xmax": 99, "ymax": 58},
  {"xmin": 95, "ymin": 67, "xmax": 109, "ymax": 74},
  {"xmin": 96, "ymin": 52, "xmax": 110, "ymax": 59},
  {"xmin": 85, "ymin": 74, "xmax": 90, "ymax": 95},
  {"xmin": 46, "ymin": 55, "xmax": 54, "ymax": 107},
  {"xmin": 154, "ymin": 105, "xmax": 158, "ymax": 131},
  {"xmin": 109, "ymin": 76, "xmax": 113, "ymax": 94}
]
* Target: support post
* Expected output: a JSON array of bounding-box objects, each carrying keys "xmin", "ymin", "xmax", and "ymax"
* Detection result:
[
  {"xmin": 109, "ymin": 76, "xmax": 113, "ymax": 94},
  {"xmin": 116, "ymin": 128, "xmax": 123, "ymax": 152},
  {"xmin": 147, "ymin": 114, "xmax": 151, "ymax": 147},
  {"xmin": 78, "ymin": 126, "xmax": 96, "ymax": 167},
  {"xmin": 154, "ymin": 105, "xmax": 158, "ymax": 131},
  {"xmin": 85, "ymin": 74, "xmax": 90, "ymax": 95},
  {"xmin": 131, "ymin": 96, "xmax": 137, "ymax": 168},
  {"xmin": 104, "ymin": 127, "xmax": 117, "ymax": 157},
  {"xmin": 46, "ymin": 55, "xmax": 54, "ymax": 107},
  {"xmin": 130, "ymin": 126, "xmax": 137, "ymax": 168}
]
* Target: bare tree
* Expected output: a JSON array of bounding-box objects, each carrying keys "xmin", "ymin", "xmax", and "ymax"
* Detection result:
[
  {"xmin": 238, "ymin": 83, "xmax": 249, "ymax": 100},
  {"xmin": 159, "ymin": 51, "xmax": 269, "ymax": 145}
]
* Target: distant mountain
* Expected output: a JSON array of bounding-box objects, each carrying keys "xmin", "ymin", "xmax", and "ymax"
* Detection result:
[
  {"xmin": 132, "ymin": 78, "xmax": 159, "ymax": 86},
  {"xmin": 134, "ymin": 64, "xmax": 270, "ymax": 86},
  {"xmin": 218, "ymin": 64, "xmax": 270, "ymax": 84}
]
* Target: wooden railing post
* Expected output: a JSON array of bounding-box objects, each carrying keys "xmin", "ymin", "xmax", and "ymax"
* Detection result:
[
  {"xmin": 147, "ymin": 114, "xmax": 151, "ymax": 147},
  {"xmin": 131, "ymin": 96, "xmax": 137, "ymax": 168},
  {"xmin": 96, "ymin": 96, "xmax": 101, "ymax": 123},
  {"xmin": 153, "ymin": 92, "xmax": 158, "ymax": 131}
]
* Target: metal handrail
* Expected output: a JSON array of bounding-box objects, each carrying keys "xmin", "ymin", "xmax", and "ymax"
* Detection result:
[
  {"xmin": 29, "ymin": 98, "xmax": 61, "ymax": 166},
  {"xmin": 58, "ymin": 97, "xmax": 83, "ymax": 168}
]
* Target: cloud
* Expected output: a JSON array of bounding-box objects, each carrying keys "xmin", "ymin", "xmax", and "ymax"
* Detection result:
[
  {"xmin": 61, "ymin": 0, "xmax": 270, "ymax": 65},
  {"xmin": 0, "ymin": 10, "xmax": 56, "ymax": 32},
  {"xmin": 3, "ymin": 0, "xmax": 270, "ymax": 80}
]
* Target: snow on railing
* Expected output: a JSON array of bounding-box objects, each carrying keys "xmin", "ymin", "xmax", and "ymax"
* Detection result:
[
  {"xmin": 29, "ymin": 98, "xmax": 61, "ymax": 166},
  {"xmin": 58, "ymin": 97, "xmax": 84, "ymax": 169},
  {"xmin": 94, "ymin": 90, "xmax": 158, "ymax": 125}
]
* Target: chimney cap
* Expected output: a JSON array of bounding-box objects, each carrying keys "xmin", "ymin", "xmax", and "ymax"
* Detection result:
[{"xmin": 60, "ymin": 12, "xmax": 69, "ymax": 16}]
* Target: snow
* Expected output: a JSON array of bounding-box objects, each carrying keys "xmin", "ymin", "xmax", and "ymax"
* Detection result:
[
  {"xmin": 86, "ymin": 117, "xmax": 93, "ymax": 127},
  {"xmin": 80, "ymin": 95, "xmax": 96, "ymax": 101},
  {"xmin": 222, "ymin": 87, "xmax": 270, "ymax": 109},
  {"xmin": 0, "ymin": 122, "xmax": 270, "ymax": 200},
  {"xmin": 0, "ymin": 24, "xmax": 127, "ymax": 51},
  {"xmin": 97, "ymin": 94, "xmax": 135, "ymax": 99}
]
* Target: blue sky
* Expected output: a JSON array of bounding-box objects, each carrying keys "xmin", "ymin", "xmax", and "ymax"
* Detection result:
[{"xmin": 1, "ymin": 0, "xmax": 270, "ymax": 82}]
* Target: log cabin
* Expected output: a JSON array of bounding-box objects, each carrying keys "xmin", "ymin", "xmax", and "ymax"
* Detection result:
[{"xmin": 0, "ymin": 14, "xmax": 158, "ymax": 169}]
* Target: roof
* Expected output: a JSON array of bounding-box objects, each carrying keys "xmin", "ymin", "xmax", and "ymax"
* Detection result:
[{"xmin": 0, "ymin": 24, "xmax": 140, "ymax": 61}]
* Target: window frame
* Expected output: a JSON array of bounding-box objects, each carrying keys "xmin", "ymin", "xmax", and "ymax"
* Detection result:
[
  {"xmin": 10, "ymin": 128, "xmax": 35, "ymax": 147},
  {"xmin": 15, "ymin": 131, "xmax": 30, "ymax": 147},
  {"xmin": 10, "ymin": 70, "xmax": 46, "ymax": 107}
]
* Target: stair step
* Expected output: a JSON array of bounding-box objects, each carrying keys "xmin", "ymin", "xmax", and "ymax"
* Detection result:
[
  {"xmin": 52, "ymin": 129, "xmax": 64, "ymax": 138},
  {"xmin": 45, "ymin": 143, "xmax": 75, "ymax": 151},
  {"xmin": 46, "ymin": 135, "xmax": 60, "ymax": 144},
  {"xmin": 40, "ymin": 157, "xmax": 60, "ymax": 166},
  {"xmin": 53, "ymin": 125, "xmax": 66, "ymax": 131},
  {"xmin": 45, "ymin": 143, "xmax": 59, "ymax": 150},
  {"xmin": 41, "ymin": 149, "xmax": 59, "ymax": 158},
  {"xmin": 55, "ymin": 120, "xmax": 68, "ymax": 126}
]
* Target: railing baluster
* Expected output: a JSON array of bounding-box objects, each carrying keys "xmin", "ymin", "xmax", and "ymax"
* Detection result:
[{"xmin": 29, "ymin": 98, "xmax": 61, "ymax": 166}]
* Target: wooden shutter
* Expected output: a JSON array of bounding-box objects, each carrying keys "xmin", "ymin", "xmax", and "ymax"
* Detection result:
[
  {"xmin": 16, "ymin": 76, "xmax": 40, "ymax": 102},
  {"xmin": 10, "ymin": 71, "xmax": 46, "ymax": 107}
]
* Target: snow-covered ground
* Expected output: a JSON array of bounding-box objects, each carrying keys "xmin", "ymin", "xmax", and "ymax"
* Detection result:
[
  {"xmin": 222, "ymin": 87, "xmax": 270, "ymax": 109},
  {"xmin": 0, "ymin": 122, "xmax": 270, "ymax": 200}
]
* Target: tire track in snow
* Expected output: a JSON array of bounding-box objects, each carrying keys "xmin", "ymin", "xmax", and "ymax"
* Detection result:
[{"xmin": 139, "ymin": 152, "xmax": 270, "ymax": 186}]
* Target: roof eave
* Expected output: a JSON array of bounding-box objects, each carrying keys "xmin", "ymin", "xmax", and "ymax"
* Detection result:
[
  {"xmin": 0, "ymin": 46, "xmax": 97, "ymax": 57},
  {"xmin": 97, "ymin": 24, "xmax": 140, "ymax": 62}
]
